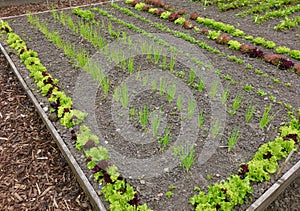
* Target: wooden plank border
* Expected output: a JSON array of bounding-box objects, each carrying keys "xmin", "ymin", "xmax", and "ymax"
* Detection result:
[{"xmin": 247, "ymin": 160, "xmax": 300, "ymax": 211}]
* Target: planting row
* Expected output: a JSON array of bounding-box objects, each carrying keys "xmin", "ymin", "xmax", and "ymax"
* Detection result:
[
  {"xmin": 0, "ymin": 20, "xmax": 152, "ymax": 211},
  {"xmin": 125, "ymin": 0, "xmax": 300, "ymax": 74}
]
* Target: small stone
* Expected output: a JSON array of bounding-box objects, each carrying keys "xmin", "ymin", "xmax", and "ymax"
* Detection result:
[
  {"xmin": 43, "ymin": 106, "xmax": 48, "ymax": 112},
  {"xmin": 215, "ymin": 173, "xmax": 220, "ymax": 178},
  {"xmin": 140, "ymin": 180, "xmax": 146, "ymax": 185},
  {"xmin": 163, "ymin": 167, "xmax": 170, "ymax": 173},
  {"xmin": 157, "ymin": 193, "xmax": 163, "ymax": 197}
]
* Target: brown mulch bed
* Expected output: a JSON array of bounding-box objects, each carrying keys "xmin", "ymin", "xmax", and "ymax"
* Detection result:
[{"xmin": 0, "ymin": 53, "xmax": 92, "ymax": 210}]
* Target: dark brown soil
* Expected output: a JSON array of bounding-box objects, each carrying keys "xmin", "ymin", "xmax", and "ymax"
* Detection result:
[{"xmin": 0, "ymin": 0, "xmax": 300, "ymax": 210}]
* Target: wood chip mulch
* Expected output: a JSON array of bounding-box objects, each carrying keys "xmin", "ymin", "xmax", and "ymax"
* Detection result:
[{"xmin": 0, "ymin": 53, "xmax": 92, "ymax": 210}]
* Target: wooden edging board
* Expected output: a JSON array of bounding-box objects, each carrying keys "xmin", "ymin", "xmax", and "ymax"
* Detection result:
[
  {"xmin": 247, "ymin": 159, "xmax": 300, "ymax": 211},
  {"xmin": 0, "ymin": 43, "xmax": 107, "ymax": 211}
]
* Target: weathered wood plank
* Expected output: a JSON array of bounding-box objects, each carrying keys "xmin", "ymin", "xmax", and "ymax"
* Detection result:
[{"xmin": 247, "ymin": 160, "xmax": 300, "ymax": 211}]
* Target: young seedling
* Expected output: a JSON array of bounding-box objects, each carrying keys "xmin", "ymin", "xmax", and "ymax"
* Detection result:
[
  {"xmin": 189, "ymin": 69, "xmax": 196, "ymax": 85},
  {"xmin": 159, "ymin": 78, "xmax": 167, "ymax": 96},
  {"xmin": 128, "ymin": 56, "xmax": 134, "ymax": 74},
  {"xmin": 129, "ymin": 107, "xmax": 136, "ymax": 116},
  {"xmin": 101, "ymin": 77, "xmax": 110, "ymax": 98},
  {"xmin": 260, "ymin": 104, "xmax": 278, "ymax": 129},
  {"xmin": 165, "ymin": 191, "xmax": 173, "ymax": 198},
  {"xmin": 243, "ymin": 84, "xmax": 253, "ymax": 92},
  {"xmin": 153, "ymin": 47, "xmax": 162, "ymax": 64},
  {"xmin": 212, "ymin": 119, "xmax": 220, "ymax": 137},
  {"xmin": 120, "ymin": 83, "xmax": 128, "ymax": 108},
  {"xmin": 228, "ymin": 94, "xmax": 242, "ymax": 115},
  {"xmin": 245, "ymin": 101, "xmax": 256, "ymax": 123},
  {"xmin": 169, "ymin": 56, "xmax": 176, "ymax": 71},
  {"xmin": 158, "ymin": 127, "xmax": 170, "ymax": 149},
  {"xmin": 221, "ymin": 84, "xmax": 230, "ymax": 104},
  {"xmin": 227, "ymin": 126, "xmax": 240, "ymax": 152},
  {"xmin": 142, "ymin": 74, "xmax": 149, "ymax": 86},
  {"xmin": 151, "ymin": 109, "xmax": 162, "ymax": 137},
  {"xmin": 172, "ymin": 143, "xmax": 195, "ymax": 172},
  {"xmin": 139, "ymin": 105, "xmax": 148, "ymax": 128},
  {"xmin": 151, "ymin": 80, "xmax": 157, "ymax": 91},
  {"xmin": 187, "ymin": 98, "xmax": 196, "ymax": 119},
  {"xmin": 167, "ymin": 83, "xmax": 177, "ymax": 102},
  {"xmin": 209, "ymin": 80, "xmax": 219, "ymax": 98},
  {"xmin": 257, "ymin": 89, "xmax": 267, "ymax": 97},
  {"xmin": 161, "ymin": 55, "xmax": 167, "ymax": 70},
  {"xmin": 177, "ymin": 95, "xmax": 183, "ymax": 111},
  {"xmin": 197, "ymin": 78, "xmax": 204, "ymax": 92},
  {"xmin": 198, "ymin": 110, "xmax": 204, "ymax": 128}
]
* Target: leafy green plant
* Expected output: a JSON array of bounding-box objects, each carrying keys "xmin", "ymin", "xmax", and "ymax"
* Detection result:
[
  {"xmin": 288, "ymin": 49, "xmax": 300, "ymax": 60},
  {"xmin": 165, "ymin": 191, "xmax": 173, "ymax": 198},
  {"xmin": 134, "ymin": 2, "xmax": 146, "ymax": 11},
  {"xmin": 274, "ymin": 16, "xmax": 300, "ymax": 31},
  {"xmin": 257, "ymin": 89, "xmax": 267, "ymax": 97},
  {"xmin": 263, "ymin": 40, "xmax": 276, "ymax": 49},
  {"xmin": 276, "ymin": 46, "xmax": 290, "ymax": 54},
  {"xmin": 245, "ymin": 64, "xmax": 253, "ymax": 69},
  {"xmin": 243, "ymin": 83, "xmax": 253, "ymax": 92},
  {"xmin": 253, "ymin": 37, "xmax": 265, "ymax": 45},
  {"xmin": 254, "ymin": 69, "xmax": 263, "ymax": 75},
  {"xmin": 207, "ymin": 30, "xmax": 221, "ymax": 40},
  {"xmin": 160, "ymin": 11, "xmax": 171, "ymax": 20},
  {"xmin": 174, "ymin": 17, "xmax": 186, "ymax": 25},
  {"xmin": 73, "ymin": 8, "xmax": 95, "ymax": 22},
  {"xmin": 228, "ymin": 40, "xmax": 242, "ymax": 50}
]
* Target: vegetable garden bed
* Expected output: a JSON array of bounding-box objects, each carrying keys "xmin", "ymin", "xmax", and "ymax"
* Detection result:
[{"xmin": 1, "ymin": 0, "xmax": 300, "ymax": 210}]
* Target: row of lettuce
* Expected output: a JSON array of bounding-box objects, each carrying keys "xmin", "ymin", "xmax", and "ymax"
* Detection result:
[
  {"xmin": 0, "ymin": 20, "xmax": 152, "ymax": 211},
  {"xmin": 1, "ymin": 4, "xmax": 300, "ymax": 210},
  {"xmin": 125, "ymin": 0, "xmax": 300, "ymax": 74}
]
